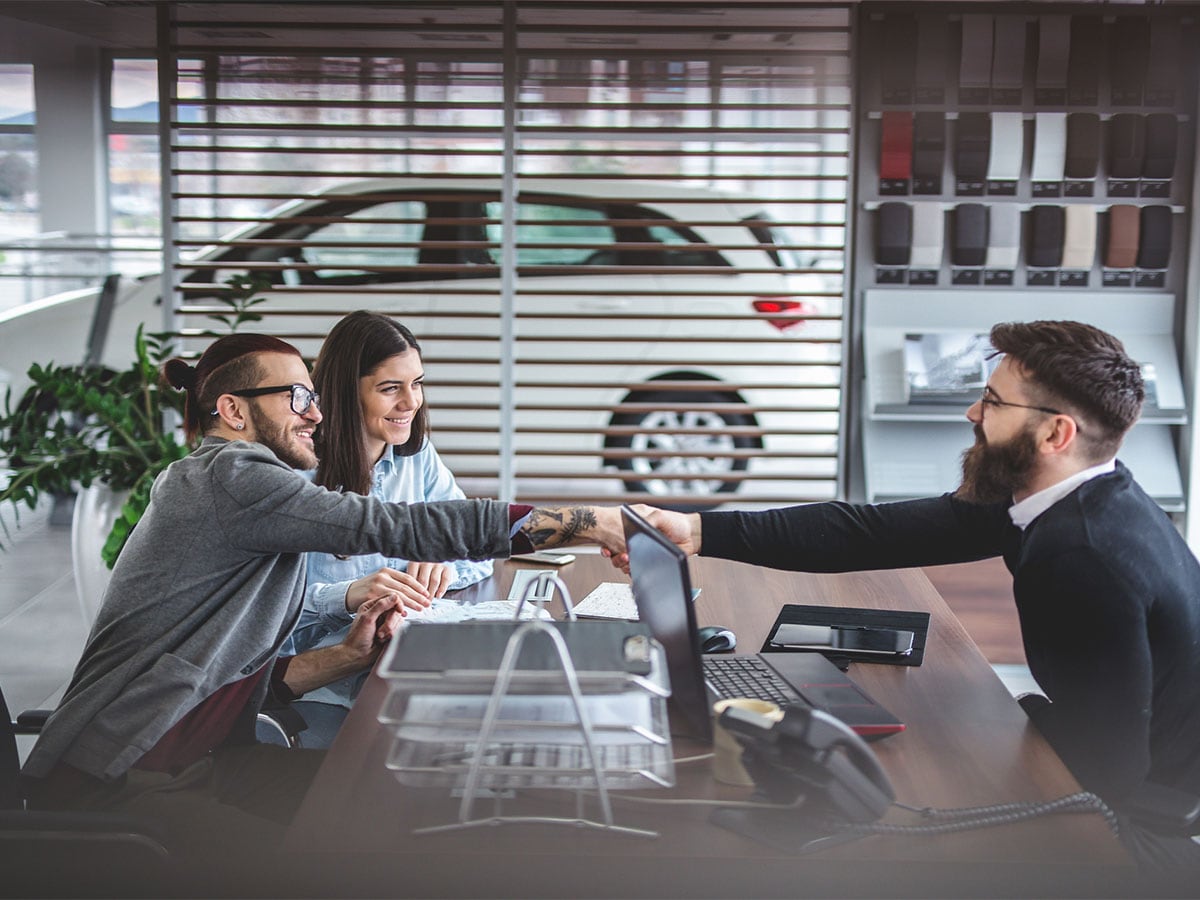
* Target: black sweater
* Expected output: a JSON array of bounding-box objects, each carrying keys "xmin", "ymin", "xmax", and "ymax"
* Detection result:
[{"xmin": 699, "ymin": 462, "xmax": 1200, "ymax": 807}]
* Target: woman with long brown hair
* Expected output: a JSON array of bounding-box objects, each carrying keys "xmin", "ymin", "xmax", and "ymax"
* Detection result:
[{"xmin": 281, "ymin": 311, "xmax": 492, "ymax": 747}]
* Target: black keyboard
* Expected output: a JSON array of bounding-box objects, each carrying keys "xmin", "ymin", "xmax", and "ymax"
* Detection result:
[{"xmin": 703, "ymin": 656, "xmax": 796, "ymax": 706}]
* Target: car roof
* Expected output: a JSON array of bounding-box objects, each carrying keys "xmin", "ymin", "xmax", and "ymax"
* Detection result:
[
  {"xmin": 205, "ymin": 177, "xmax": 773, "ymax": 250},
  {"xmin": 310, "ymin": 176, "xmax": 751, "ymax": 204}
]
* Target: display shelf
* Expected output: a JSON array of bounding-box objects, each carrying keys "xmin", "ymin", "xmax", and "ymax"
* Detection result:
[
  {"xmin": 854, "ymin": 4, "xmax": 1195, "ymax": 519},
  {"xmin": 860, "ymin": 289, "xmax": 1188, "ymax": 510},
  {"xmin": 864, "ymin": 420, "xmax": 1184, "ymax": 512},
  {"xmin": 864, "ymin": 289, "xmax": 1186, "ymax": 414}
]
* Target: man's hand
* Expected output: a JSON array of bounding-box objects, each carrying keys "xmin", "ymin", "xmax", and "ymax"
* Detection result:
[
  {"xmin": 343, "ymin": 594, "xmax": 405, "ymax": 665},
  {"xmin": 604, "ymin": 505, "xmax": 702, "ymax": 574},
  {"xmin": 644, "ymin": 507, "xmax": 701, "ymax": 555},
  {"xmin": 405, "ymin": 562, "xmax": 455, "ymax": 599},
  {"xmin": 283, "ymin": 595, "xmax": 405, "ymax": 696},
  {"xmin": 345, "ymin": 566, "xmax": 431, "ymax": 613}
]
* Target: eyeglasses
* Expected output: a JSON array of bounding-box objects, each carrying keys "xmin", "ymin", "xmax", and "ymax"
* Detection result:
[
  {"xmin": 228, "ymin": 383, "xmax": 320, "ymax": 416},
  {"xmin": 978, "ymin": 387, "xmax": 1062, "ymax": 417}
]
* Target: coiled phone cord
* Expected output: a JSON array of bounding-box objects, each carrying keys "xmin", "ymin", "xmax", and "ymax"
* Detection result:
[{"xmin": 837, "ymin": 791, "xmax": 1120, "ymax": 837}]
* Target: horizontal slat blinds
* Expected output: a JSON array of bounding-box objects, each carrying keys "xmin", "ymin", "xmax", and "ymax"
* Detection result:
[{"xmin": 164, "ymin": 2, "xmax": 851, "ymax": 507}]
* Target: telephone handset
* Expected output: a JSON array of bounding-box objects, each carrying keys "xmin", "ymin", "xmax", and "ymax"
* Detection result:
[{"xmin": 718, "ymin": 703, "xmax": 895, "ymax": 824}]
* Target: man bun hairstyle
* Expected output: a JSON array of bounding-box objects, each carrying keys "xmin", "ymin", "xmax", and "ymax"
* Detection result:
[
  {"xmin": 162, "ymin": 333, "xmax": 304, "ymax": 443},
  {"xmin": 988, "ymin": 320, "xmax": 1144, "ymax": 462}
]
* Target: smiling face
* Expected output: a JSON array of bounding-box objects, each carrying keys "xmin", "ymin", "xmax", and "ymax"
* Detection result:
[
  {"xmin": 359, "ymin": 350, "xmax": 425, "ymax": 464},
  {"xmin": 242, "ymin": 352, "xmax": 322, "ymax": 470},
  {"xmin": 958, "ymin": 357, "xmax": 1047, "ymax": 503}
]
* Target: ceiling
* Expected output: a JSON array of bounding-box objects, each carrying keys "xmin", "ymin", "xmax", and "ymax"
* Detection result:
[
  {"xmin": 0, "ymin": 0, "xmax": 1157, "ymax": 55},
  {"xmin": 0, "ymin": 1, "xmax": 862, "ymax": 54}
]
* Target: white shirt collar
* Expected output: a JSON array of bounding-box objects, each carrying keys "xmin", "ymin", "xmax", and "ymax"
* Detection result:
[{"xmin": 1008, "ymin": 458, "xmax": 1116, "ymax": 530}]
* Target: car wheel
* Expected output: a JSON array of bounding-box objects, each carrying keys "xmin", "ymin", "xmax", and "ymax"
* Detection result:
[{"xmin": 604, "ymin": 389, "xmax": 760, "ymax": 507}]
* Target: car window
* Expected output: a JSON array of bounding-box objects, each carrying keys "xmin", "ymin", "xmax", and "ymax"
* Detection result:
[
  {"xmin": 645, "ymin": 223, "xmax": 728, "ymax": 268},
  {"xmin": 485, "ymin": 199, "xmax": 728, "ymax": 269},
  {"xmin": 486, "ymin": 201, "xmax": 611, "ymax": 266},
  {"xmin": 304, "ymin": 200, "xmax": 425, "ymax": 279},
  {"xmin": 743, "ymin": 213, "xmax": 800, "ymax": 268}
]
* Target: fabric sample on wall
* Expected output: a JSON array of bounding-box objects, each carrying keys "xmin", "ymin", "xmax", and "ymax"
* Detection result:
[
  {"xmin": 909, "ymin": 203, "xmax": 946, "ymax": 269},
  {"xmin": 1030, "ymin": 113, "xmax": 1067, "ymax": 182},
  {"xmin": 1104, "ymin": 205, "xmax": 1140, "ymax": 269},
  {"xmin": 986, "ymin": 112, "xmax": 1024, "ymax": 182},
  {"xmin": 1061, "ymin": 205, "xmax": 1098, "ymax": 270},
  {"xmin": 985, "ymin": 203, "xmax": 1021, "ymax": 269}
]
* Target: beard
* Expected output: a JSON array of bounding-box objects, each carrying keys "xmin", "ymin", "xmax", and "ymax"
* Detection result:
[
  {"xmin": 247, "ymin": 404, "xmax": 317, "ymax": 470},
  {"xmin": 956, "ymin": 423, "xmax": 1040, "ymax": 504}
]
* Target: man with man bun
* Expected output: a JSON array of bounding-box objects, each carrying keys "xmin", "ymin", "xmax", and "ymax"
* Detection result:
[{"xmin": 23, "ymin": 332, "xmax": 643, "ymax": 860}]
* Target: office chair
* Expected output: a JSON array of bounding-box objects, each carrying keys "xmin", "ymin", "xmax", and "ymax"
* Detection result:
[
  {"xmin": 255, "ymin": 704, "xmax": 309, "ymax": 749},
  {"xmin": 1125, "ymin": 782, "xmax": 1200, "ymax": 837},
  {"xmin": 1, "ymin": 682, "xmax": 171, "ymax": 894}
]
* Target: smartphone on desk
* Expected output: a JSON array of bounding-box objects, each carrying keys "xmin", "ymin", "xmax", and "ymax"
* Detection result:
[
  {"xmin": 509, "ymin": 550, "xmax": 576, "ymax": 565},
  {"xmin": 768, "ymin": 623, "xmax": 915, "ymax": 657}
]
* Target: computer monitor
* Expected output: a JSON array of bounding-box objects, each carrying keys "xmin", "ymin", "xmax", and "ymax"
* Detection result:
[{"xmin": 621, "ymin": 505, "xmax": 713, "ymax": 742}]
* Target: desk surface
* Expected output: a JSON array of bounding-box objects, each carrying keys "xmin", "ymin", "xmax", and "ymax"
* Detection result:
[{"xmin": 283, "ymin": 553, "xmax": 1133, "ymax": 898}]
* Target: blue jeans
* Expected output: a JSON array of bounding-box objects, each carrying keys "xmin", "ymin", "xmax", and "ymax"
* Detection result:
[{"xmin": 273, "ymin": 700, "xmax": 348, "ymax": 750}]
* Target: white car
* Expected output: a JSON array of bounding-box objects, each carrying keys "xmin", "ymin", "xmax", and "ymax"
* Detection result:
[{"xmin": 1, "ymin": 179, "xmax": 843, "ymax": 505}]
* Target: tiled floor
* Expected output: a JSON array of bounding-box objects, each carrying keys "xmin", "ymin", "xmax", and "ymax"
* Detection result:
[
  {"xmin": 0, "ymin": 494, "xmax": 1039, "ymax": 764},
  {"xmin": 0, "ymin": 496, "xmax": 91, "ymax": 761}
]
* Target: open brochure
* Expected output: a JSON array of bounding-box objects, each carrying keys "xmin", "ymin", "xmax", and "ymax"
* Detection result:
[{"xmin": 904, "ymin": 332, "xmax": 998, "ymax": 405}]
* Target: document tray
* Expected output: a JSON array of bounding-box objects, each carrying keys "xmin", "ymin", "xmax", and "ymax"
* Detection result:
[{"xmin": 376, "ymin": 620, "xmax": 674, "ymax": 791}]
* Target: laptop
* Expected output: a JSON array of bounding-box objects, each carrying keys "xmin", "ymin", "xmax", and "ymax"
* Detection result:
[{"xmin": 621, "ymin": 505, "xmax": 905, "ymax": 744}]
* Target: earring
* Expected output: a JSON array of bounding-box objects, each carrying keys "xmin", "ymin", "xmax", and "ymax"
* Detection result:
[{"xmin": 235, "ymin": 423, "xmax": 244, "ymax": 431}]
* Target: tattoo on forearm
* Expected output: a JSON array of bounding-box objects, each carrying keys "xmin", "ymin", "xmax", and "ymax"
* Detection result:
[
  {"xmin": 525, "ymin": 508, "xmax": 564, "ymax": 547},
  {"xmin": 560, "ymin": 507, "xmax": 596, "ymax": 544},
  {"xmin": 525, "ymin": 507, "xmax": 596, "ymax": 548}
]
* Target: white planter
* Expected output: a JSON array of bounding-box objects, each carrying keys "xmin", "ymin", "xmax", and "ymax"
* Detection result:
[{"xmin": 70, "ymin": 483, "xmax": 127, "ymax": 626}]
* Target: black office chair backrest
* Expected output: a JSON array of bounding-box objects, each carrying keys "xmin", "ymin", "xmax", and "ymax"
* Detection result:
[{"xmin": 0, "ymin": 684, "xmax": 26, "ymax": 810}]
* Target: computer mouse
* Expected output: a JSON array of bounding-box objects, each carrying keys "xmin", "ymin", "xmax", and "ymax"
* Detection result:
[{"xmin": 698, "ymin": 625, "xmax": 737, "ymax": 653}]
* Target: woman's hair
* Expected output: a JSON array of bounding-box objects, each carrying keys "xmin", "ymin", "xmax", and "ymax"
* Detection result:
[
  {"xmin": 311, "ymin": 311, "xmax": 429, "ymax": 494},
  {"xmin": 162, "ymin": 333, "xmax": 303, "ymax": 443},
  {"xmin": 989, "ymin": 320, "xmax": 1144, "ymax": 462}
]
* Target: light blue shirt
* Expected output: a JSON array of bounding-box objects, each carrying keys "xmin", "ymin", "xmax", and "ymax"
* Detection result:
[{"xmin": 285, "ymin": 441, "xmax": 493, "ymax": 707}]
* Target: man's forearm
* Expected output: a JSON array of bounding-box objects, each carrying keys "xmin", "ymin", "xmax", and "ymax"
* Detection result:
[
  {"xmin": 521, "ymin": 506, "xmax": 622, "ymax": 551},
  {"xmin": 282, "ymin": 644, "xmax": 367, "ymax": 697}
]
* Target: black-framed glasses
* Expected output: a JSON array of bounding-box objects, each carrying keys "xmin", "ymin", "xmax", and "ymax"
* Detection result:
[
  {"xmin": 229, "ymin": 383, "xmax": 320, "ymax": 416},
  {"xmin": 978, "ymin": 386, "xmax": 1061, "ymax": 417}
]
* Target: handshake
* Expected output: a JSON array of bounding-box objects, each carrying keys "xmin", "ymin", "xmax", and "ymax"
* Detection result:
[{"xmin": 519, "ymin": 503, "xmax": 702, "ymax": 574}]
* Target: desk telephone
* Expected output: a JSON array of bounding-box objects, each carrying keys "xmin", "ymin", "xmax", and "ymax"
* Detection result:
[
  {"xmin": 717, "ymin": 704, "xmax": 1124, "ymax": 849},
  {"xmin": 719, "ymin": 702, "xmax": 895, "ymax": 824}
]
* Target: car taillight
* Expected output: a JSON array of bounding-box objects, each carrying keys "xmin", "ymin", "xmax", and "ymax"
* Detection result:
[{"xmin": 752, "ymin": 297, "xmax": 812, "ymax": 332}]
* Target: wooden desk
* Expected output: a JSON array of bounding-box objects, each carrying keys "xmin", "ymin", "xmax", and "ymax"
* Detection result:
[{"xmin": 282, "ymin": 554, "xmax": 1134, "ymax": 898}]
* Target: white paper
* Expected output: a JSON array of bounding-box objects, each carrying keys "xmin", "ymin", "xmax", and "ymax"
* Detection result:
[
  {"xmin": 572, "ymin": 582, "xmax": 638, "ymax": 620},
  {"xmin": 405, "ymin": 597, "xmax": 552, "ymax": 625},
  {"xmin": 398, "ymin": 692, "xmax": 654, "ymax": 745}
]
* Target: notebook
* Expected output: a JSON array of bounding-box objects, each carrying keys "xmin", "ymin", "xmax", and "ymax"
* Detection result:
[{"xmin": 621, "ymin": 505, "xmax": 905, "ymax": 744}]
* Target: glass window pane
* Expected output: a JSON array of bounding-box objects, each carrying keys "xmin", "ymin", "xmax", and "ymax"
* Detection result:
[
  {"xmin": 0, "ymin": 132, "xmax": 38, "ymax": 311},
  {"xmin": 111, "ymin": 58, "xmax": 158, "ymax": 123},
  {"xmin": 108, "ymin": 134, "xmax": 160, "ymax": 237},
  {"xmin": 0, "ymin": 64, "xmax": 35, "ymax": 126}
]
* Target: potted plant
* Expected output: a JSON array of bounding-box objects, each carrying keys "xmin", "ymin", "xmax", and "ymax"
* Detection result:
[{"xmin": 0, "ymin": 274, "xmax": 268, "ymax": 610}]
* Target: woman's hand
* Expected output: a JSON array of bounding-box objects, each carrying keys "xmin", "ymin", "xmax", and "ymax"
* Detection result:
[
  {"xmin": 404, "ymin": 562, "xmax": 455, "ymax": 599},
  {"xmin": 344, "ymin": 566, "xmax": 431, "ymax": 613}
]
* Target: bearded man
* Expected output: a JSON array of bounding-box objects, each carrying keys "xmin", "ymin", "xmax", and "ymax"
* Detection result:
[
  {"xmin": 23, "ymin": 332, "xmax": 648, "ymax": 866},
  {"xmin": 623, "ymin": 320, "xmax": 1200, "ymax": 879}
]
